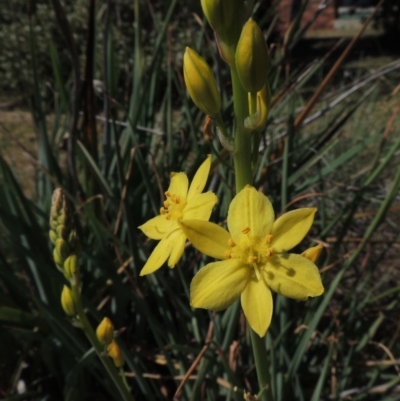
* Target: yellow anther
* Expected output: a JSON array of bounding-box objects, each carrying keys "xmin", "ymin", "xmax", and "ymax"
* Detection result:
[
  {"xmin": 165, "ymin": 191, "xmax": 171, "ymax": 197},
  {"xmin": 175, "ymin": 197, "xmax": 180, "ymax": 204},
  {"xmin": 166, "ymin": 215, "xmax": 172, "ymax": 220},
  {"xmin": 225, "ymin": 250, "xmax": 232, "ymax": 259},
  {"xmin": 228, "ymin": 238, "xmax": 236, "ymax": 247},
  {"xmin": 265, "ymin": 248, "xmax": 273, "ymax": 257},
  {"xmin": 242, "ymin": 227, "xmax": 250, "ymax": 234},
  {"xmin": 248, "ymin": 255, "xmax": 258, "ymax": 264},
  {"xmin": 160, "ymin": 207, "xmax": 167, "ymax": 215},
  {"xmin": 164, "ymin": 201, "xmax": 170, "ymax": 208},
  {"xmin": 265, "ymin": 234, "xmax": 273, "ymax": 244}
]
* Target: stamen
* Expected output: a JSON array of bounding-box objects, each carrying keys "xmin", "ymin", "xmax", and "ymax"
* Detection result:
[
  {"xmin": 265, "ymin": 248, "xmax": 273, "ymax": 257},
  {"xmin": 242, "ymin": 227, "xmax": 250, "ymax": 234},
  {"xmin": 225, "ymin": 250, "xmax": 232, "ymax": 259},
  {"xmin": 228, "ymin": 238, "xmax": 236, "ymax": 247},
  {"xmin": 166, "ymin": 215, "xmax": 172, "ymax": 220},
  {"xmin": 265, "ymin": 234, "xmax": 273, "ymax": 244},
  {"xmin": 163, "ymin": 201, "xmax": 170, "ymax": 207},
  {"xmin": 160, "ymin": 207, "xmax": 167, "ymax": 215},
  {"xmin": 248, "ymin": 255, "xmax": 258, "ymax": 264}
]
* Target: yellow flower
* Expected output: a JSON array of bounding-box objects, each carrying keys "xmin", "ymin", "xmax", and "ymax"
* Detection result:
[
  {"xmin": 139, "ymin": 156, "xmax": 218, "ymax": 275},
  {"xmin": 180, "ymin": 185, "xmax": 324, "ymax": 337}
]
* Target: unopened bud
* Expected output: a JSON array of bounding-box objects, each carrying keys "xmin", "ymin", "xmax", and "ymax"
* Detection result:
[
  {"xmin": 55, "ymin": 238, "xmax": 70, "ymax": 262},
  {"xmin": 107, "ymin": 340, "xmax": 124, "ymax": 367},
  {"xmin": 235, "ymin": 19, "xmax": 269, "ymax": 93},
  {"xmin": 183, "ymin": 47, "xmax": 221, "ymax": 116},
  {"xmin": 302, "ymin": 244, "xmax": 324, "ymax": 263},
  {"xmin": 61, "ymin": 285, "xmax": 76, "ymax": 316},
  {"xmin": 63, "ymin": 254, "xmax": 78, "ymax": 280},
  {"xmin": 201, "ymin": 0, "xmax": 235, "ymax": 34},
  {"xmin": 96, "ymin": 317, "xmax": 114, "ymax": 346},
  {"xmin": 49, "ymin": 229, "xmax": 58, "ymax": 244}
]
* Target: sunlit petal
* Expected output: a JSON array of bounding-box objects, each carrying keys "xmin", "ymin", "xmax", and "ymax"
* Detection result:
[
  {"xmin": 228, "ymin": 186, "xmax": 274, "ymax": 243},
  {"xmin": 168, "ymin": 231, "xmax": 187, "ymax": 267},
  {"xmin": 140, "ymin": 230, "xmax": 180, "ymax": 275},
  {"xmin": 180, "ymin": 219, "xmax": 230, "ymax": 260},
  {"xmin": 138, "ymin": 215, "xmax": 176, "ymax": 240},
  {"xmin": 184, "ymin": 192, "xmax": 218, "ymax": 220},
  {"xmin": 241, "ymin": 277, "xmax": 273, "ymax": 337},
  {"xmin": 167, "ymin": 172, "xmax": 189, "ymax": 199},
  {"xmin": 271, "ymin": 208, "xmax": 316, "ymax": 252},
  {"xmin": 191, "ymin": 259, "xmax": 250, "ymax": 311},
  {"xmin": 264, "ymin": 254, "xmax": 324, "ymax": 300},
  {"xmin": 187, "ymin": 155, "xmax": 212, "ymax": 200}
]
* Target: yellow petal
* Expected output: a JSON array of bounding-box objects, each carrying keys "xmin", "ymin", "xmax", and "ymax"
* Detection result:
[
  {"xmin": 302, "ymin": 244, "xmax": 323, "ymax": 263},
  {"xmin": 140, "ymin": 229, "xmax": 181, "ymax": 275},
  {"xmin": 228, "ymin": 186, "xmax": 274, "ymax": 243},
  {"xmin": 264, "ymin": 254, "xmax": 324, "ymax": 300},
  {"xmin": 179, "ymin": 219, "xmax": 231, "ymax": 260},
  {"xmin": 168, "ymin": 231, "xmax": 187, "ymax": 267},
  {"xmin": 187, "ymin": 155, "xmax": 212, "ymax": 200},
  {"xmin": 138, "ymin": 215, "xmax": 176, "ymax": 240},
  {"xmin": 168, "ymin": 172, "xmax": 189, "ymax": 199},
  {"xmin": 191, "ymin": 259, "xmax": 250, "ymax": 311},
  {"xmin": 184, "ymin": 192, "xmax": 218, "ymax": 221},
  {"xmin": 271, "ymin": 208, "xmax": 317, "ymax": 252},
  {"xmin": 241, "ymin": 277, "xmax": 273, "ymax": 337}
]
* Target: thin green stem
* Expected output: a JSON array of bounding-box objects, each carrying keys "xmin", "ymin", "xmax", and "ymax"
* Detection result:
[
  {"xmin": 230, "ymin": 65, "xmax": 253, "ymax": 192},
  {"xmin": 251, "ymin": 329, "xmax": 275, "ymax": 401},
  {"xmin": 71, "ymin": 284, "xmax": 135, "ymax": 401}
]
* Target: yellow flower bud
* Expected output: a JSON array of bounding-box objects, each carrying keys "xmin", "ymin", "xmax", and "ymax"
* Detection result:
[
  {"xmin": 55, "ymin": 238, "xmax": 70, "ymax": 262},
  {"xmin": 246, "ymin": 82, "xmax": 271, "ymax": 132},
  {"xmin": 61, "ymin": 285, "xmax": 76, "ymax": 316},
  {"xmin": 63, "ymin": 254, "xmax": 78, "ymax": 281},
  {"xmin": 235, "ymin": 19, "xmax": 269, "ymax": 93},
  {"xmin": 53, "ymin": 247, "xmax": 64, "ymax": 269},
  {"xmin": 107, "ymin": 340, "xmax": 124, "ymax": 367},
  {"xmin": 49, "ymin": 229, "xmax": 58, "ymax": 244},
  {"xmin": 201, "ymin": 0, "xmax": 235, "ymax": 34},
  {"xmin": 302, "ymin": 244, "xmax": 324, "ymax": 264},
  {"xmin": 96, "ymin": 317, "xmax": 114, "ymax": 346},
  {"xmin": 183, "ymin": 47, "xmax": 221, "ymax": 116}
]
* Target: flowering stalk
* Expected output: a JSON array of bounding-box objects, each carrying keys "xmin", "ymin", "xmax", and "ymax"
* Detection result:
[{"xmin": 50, "ymin": 189, "xmax": 135, "ymax": 401}]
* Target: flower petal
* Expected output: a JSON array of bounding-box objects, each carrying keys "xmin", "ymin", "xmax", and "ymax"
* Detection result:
[
  {"xmin": 191, "ymin": 259, "xmax": 250, "ymax": 311},
  {"xmin": 138, "ymin": 215, "xmax": 176, "ymax": 240},
  {"xmin": 228, "ymin": 186, "xmax": 274, "ymax": 243},
  {"xmin": 180, "ymin": 219, "xmax": 230, "ymax": 260},
  {"xmin": 264, "ymin": 254, "xmax": 324, "ymax": 300},
  {"xmin": 168, "ymin": 231, "xmax": 187, "ymax": 267},
  {"xmin": 167, "ymin": 172, "xmax": 189, "ymax": 199},
  {"xmin": 183, "ymin": 192, "xmax": 218, "ymax": 221},
  {"xmin": 271, "ymin": 208, "xmax": 316, "ymax": 252},
  {"xmin": 241, "ymin": 277, "xmax": 273, "ymax": 337},
  {"xmin": 187, "ymin": 155, "xmax": 212, "ymax": 200},
  {"xmin": 140, "ymin": 229, "xmax": 181, "ymax": 275}
]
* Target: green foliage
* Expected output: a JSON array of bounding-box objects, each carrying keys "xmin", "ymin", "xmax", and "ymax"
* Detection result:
[{"xmin": 1, "ymin": 0, "xmax": 400, "ymax": 400}]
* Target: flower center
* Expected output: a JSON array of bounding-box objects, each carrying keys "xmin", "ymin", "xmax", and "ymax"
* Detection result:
[
  {"xmin": 160, "ymin": 191, "xmax": 186, "ymax": 220},
  {"xmin": 225, "ymin": 227, "xmax": 274, "ymax": 280}
]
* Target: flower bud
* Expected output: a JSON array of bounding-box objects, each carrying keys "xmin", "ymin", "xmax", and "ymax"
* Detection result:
[
  {"xmin": 235, "ymin": 19, "xmax": 269, "ymax": 93},
  {"xmin": 55, "ymin": 238, "xmax": 70, "ymax": 262},
  {"xmin": 107, "ymin": 340, "xmax": 124, "ymax": 367},
  {"xmin": 96, "ymin": 317, "xmax": 114, "ymax": 346},
  {"xmin": 302, "ymin": 244, "xmax": 324, "ymax": 263},
  {"xmin": 246, "ymin": 82, "xmax": 271, "ymax": 132},
  {"xmin": 183, "ymin": 47, "xmax": 221, "ymax": 116},
  {"xmin": 61, "ymin": 285, "xmax": 76, "ymax": 316},
  {"xmin": 49, "ymin": 229, "xmax": 58, "ymax": 244},
  {"xmin": 201, "ymin": 0, "xmax": 235, "ymax": 34},
  {"xmin": 63, "ymin": 254, "xmax": 78, "ymax": 281},
  {"xmin": 53, "ymin": 247, "xmax": 64, "ymax": 269}
]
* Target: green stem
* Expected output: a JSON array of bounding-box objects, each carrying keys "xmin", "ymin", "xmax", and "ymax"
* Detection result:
[
  {"xmin": 230, "ymin": 65, "xmax": 253, "ymax": 192},
  {"xmin": 230, "ymin": 65, "xmax": 273, "ymax": 401},
  {"xmin": 71, "ymin": 284, "xmax": 135, "ymax": 401},
  {"xmin": 250, "ymin": 329, "xmax": 275, "ymax": 401}
]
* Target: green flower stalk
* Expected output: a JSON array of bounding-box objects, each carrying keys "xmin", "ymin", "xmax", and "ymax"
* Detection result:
[
  {"xmin": 49, "ymin": 188, "xmax": 135, "ymax": 401},
  {"xmin": 183, "ymin": 47, "xmax": 221, "ymax": 116},
  {"xmin": 235, "ymin": 19, "xmax": 269, "ymax": 94}
]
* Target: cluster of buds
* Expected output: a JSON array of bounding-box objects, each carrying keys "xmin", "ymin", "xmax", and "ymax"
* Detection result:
[
  {"xmin": 183, "ymin": 0, "xmax": 271, "ymax": 147},
  {"xmin": 49, "ymin": 188, "xmax": 80, "ymax": 316},
  {"xmin": 96, "ymin": 317, "xmax": 124, "ymax": 367}
]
